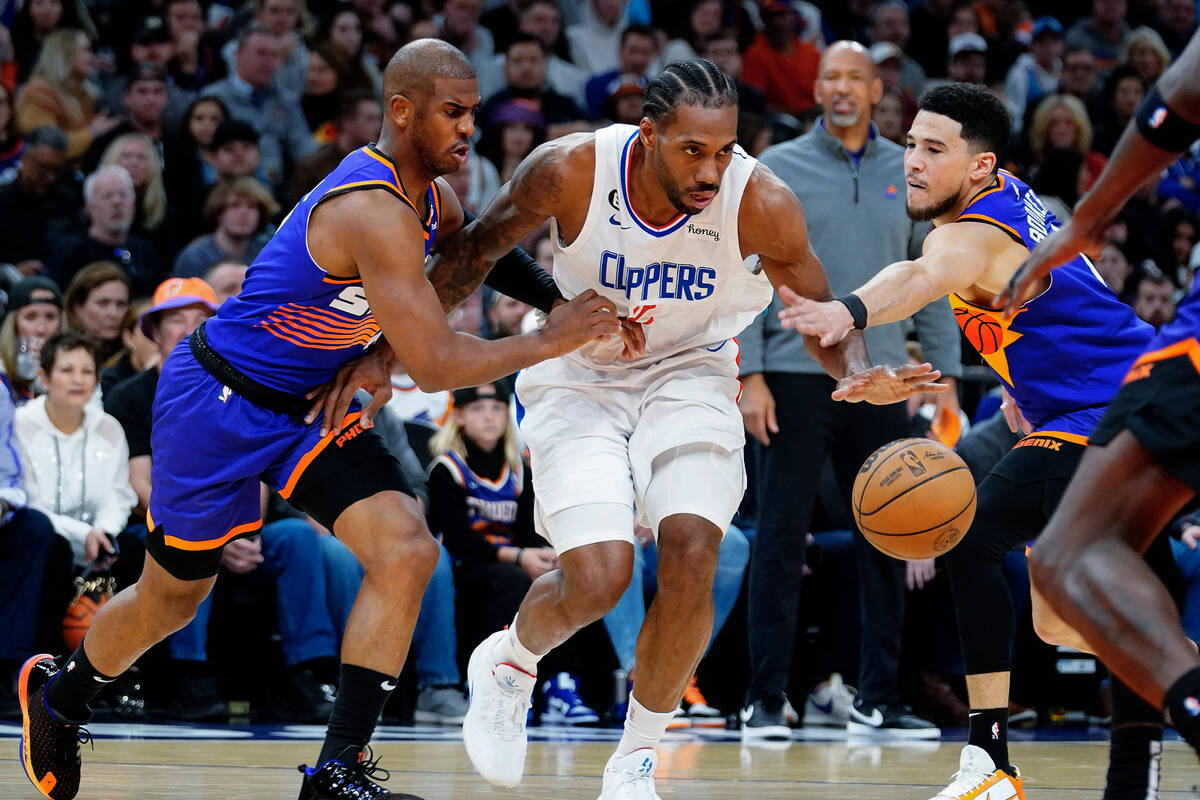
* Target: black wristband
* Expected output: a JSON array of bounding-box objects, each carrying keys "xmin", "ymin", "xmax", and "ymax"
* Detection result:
[
  {"xmin": 836, "ymin": 293, "xmax": 868, "ymax": 330},
  {"xmin": 1135, "ymin": 85, "xmax": 1200, "ymax": 153}
]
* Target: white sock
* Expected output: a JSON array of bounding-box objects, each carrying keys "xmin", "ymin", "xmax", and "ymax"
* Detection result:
[
  {"xmin": 616, "ymin": 694, "xmax": 674, "ymax": 757},
  {"xmin": 491, "ymin": 618, "xmax": 543, "ymax": 676}
]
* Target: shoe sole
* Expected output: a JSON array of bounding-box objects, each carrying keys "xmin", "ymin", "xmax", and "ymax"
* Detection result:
[
  {"xmin": 846, "ymin": 721, "xmax": 941, "ymax": 739},
  {"xmin": 463, "ymin": 632, "xmax": 524, "ymax": 788},
  {"xmin": 414, "ymin": 710, "xmax": 465, "ymax": 725},
  {"xmin": 18, "ymin": 654, "xmax": 60, "ymax": 800},
  {"xmin": 741, "ymin": 724, "xmax": 791, "ymax": 740},
  {"xmin": 540, "ymin": 713, "xmax": 600, "ymax": 725}
]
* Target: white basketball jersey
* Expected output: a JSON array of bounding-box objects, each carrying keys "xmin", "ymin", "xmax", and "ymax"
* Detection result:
[{"xmin": 549, "ymin": 123, "xmax": 773, "ymax": 370}]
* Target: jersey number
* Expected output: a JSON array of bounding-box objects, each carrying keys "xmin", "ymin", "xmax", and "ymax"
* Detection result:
[{"xmin": 330, "ymin": 286, "xmax": 371, "ymax": 316}]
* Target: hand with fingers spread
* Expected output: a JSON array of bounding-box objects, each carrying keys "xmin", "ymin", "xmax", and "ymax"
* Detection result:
[
  {"xmin": 739, "ymin": 373, "xmax": 778, "ymax": 446},
  {"xmin": 996, "ymin": 218, "xmax": 1102, "ymax": 318},
  {"xmin": 305, "ymin": 343, "xmax": 399, "ymax": 436},
  {"xmin": 540, "ymin": 289, "xmax": 622, "ymax": 355},
  {"xmin": 1000, "ymin": 385, "xmax": 1032, "ymax": 436},
  {"xmin": 833, "ymin": 362, "xmax": 948, "ymax": 405},
  {"xmin": 775, "ymin": 285, "xmax": 855, "ymax": 347}
]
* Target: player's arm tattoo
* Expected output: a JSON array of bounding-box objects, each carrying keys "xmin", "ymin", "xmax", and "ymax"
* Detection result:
[{"xmin": 426, "ymin": 143, "xmax": 565, "ymax": 313}]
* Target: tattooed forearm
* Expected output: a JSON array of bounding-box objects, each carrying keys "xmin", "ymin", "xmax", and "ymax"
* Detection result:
[{"xmin": 425, "ymin": 140, "xmax": 566, "ymax": 313}]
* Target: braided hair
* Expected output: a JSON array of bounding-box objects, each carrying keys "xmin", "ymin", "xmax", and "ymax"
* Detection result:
[{"xmin": 642, "ymin": 59, "xmax": 738, "ymax": 127}]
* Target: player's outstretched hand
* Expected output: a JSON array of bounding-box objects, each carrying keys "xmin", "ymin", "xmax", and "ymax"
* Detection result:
[
  {"xmin": 997, "ymin": 218, "xmax": 1101, "ymax": 319},
  {"xmin": 833, "ymin": 362, "xmax": 947, "ymax": 405},
  {"xmin": 541, "ymin": 289, "xmax": 621, "ymax": 355},
  {"xmin": 306, "ymin": 343, "xmax": 399, "ymax": 436},
  {"xmin": 776, "ymin": 285, "xmax": 854, "ymax": 347}
]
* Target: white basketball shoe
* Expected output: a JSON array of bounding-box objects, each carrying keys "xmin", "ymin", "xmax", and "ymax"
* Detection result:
[
  {"xmin": 463, "ymin": 630, "xmax": 536, "ymax": 787},
  {"xmin": 597, "ymin": 748, "xmax": 662, "ymax": 800}
]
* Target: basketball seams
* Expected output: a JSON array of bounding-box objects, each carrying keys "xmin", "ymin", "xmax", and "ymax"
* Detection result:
[
  {"xmin": 857, "ymin": 465, "xmax": 970, "ymax": 516},
  {"xmin": 854, "ymin": 437, "xmax": 925, "ymax": 514},
  {"xmin": 855, "ymin": 492, "xmax": 976, "ymax": 537}
]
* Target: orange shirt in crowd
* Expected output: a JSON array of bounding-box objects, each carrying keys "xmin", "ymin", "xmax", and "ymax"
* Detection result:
[{"xmin": 740, "ymin": 33, "xmax": 821, "ymax": 115}]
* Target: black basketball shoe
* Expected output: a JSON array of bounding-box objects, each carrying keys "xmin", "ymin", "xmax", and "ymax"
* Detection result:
[
  {"xmin": 298, "ymin": 747, "xmax": 425, "ymax": 800},
  {"xmin": 18, "ymin": 654, "xmax": 91, "ymax": 800}
]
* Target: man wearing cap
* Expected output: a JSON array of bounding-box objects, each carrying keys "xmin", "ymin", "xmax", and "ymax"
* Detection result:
[
  {"xmin": 202, "ymin": 25, "xmax": 315, "ymax": 189},
  {"xmin": 0, "ymin": 126, "xmax": 77, "ymax": 277},
  {"xmin": 602, "ymin": 75, "xmax": 644, "ymax": 125},
  {"xmin": 870, "ymin": 1, "xmax": 927, "ymax": 101},
  {"xmin": 1004, "ymin": 17, "xmax": 1065, "ymax": 135},
  {"xmin": 946, "ymin": 32, "xmax": 988, "ymax": 85},
  {"xmin": 584, "ymin": 24, "xmax": 657, "ymax": 119},
  {"xmin": 478, "ymin": 34, "xmax": 587, "ymax": 133},
  {"xmin": 738, "ymin": 40, "xmax": 960, "ymax": 739},
  {"xmin": 742, "ymin": 0, "xmax": 822, "ymax": 115}
]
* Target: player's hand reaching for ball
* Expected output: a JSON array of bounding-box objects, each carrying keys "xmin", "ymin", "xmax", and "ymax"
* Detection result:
[
  {"xmin": 833, "ymin": 363, "xmax": 947, "ymax": 405},
  {"xmin": 997, "ymin": 217, "xmax": 1102, "ymax": 318},
  {"xmin": 776, "ymin": 286, "xmax": 854, "ymax": 347},
  {"xmin": 541, "ymin": 290, "xmax": 621, "ymax": 355}
]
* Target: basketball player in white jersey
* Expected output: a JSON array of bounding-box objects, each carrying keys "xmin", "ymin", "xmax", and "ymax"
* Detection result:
[{"xmin": 427, "ymin": 59, "xmax": 946, "ymax": 799}]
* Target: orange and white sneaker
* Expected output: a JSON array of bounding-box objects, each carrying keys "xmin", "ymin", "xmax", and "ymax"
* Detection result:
[
  {"xmin": 930, "ymin": 745, "xmax": 1024, "ymax": 800},
  {"xmin": 681, "ymin": 675, "xmax": 723, "ymax": 728}
]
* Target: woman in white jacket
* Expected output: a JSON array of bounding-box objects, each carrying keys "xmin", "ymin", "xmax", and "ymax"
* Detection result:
[{"xmin": 15, "ymin": 330, "xmax": 136, "ymax": 566}]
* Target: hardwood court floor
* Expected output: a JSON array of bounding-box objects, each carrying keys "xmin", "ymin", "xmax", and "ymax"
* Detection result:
[{"xmin": 3, "ymin": 731, "xmax": 1200, "ymax": 799}]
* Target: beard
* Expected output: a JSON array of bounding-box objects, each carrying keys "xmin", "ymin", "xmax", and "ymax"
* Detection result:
[
  {"xmin": 652, "ymin": 147, "xmax": 717, "ymax": 216},
  {"xmin": 411, "ymin": 121, "xmax": 461, "ymax": 177},
  {"xmin": 906, "ymin": 187, "xmax": 961, "ymax": 221},
  {"xmin": 826, "ymin": 108, "xmax": 860, "ymax": 127}
]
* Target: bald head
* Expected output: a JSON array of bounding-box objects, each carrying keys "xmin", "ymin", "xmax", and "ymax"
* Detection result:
[
  {"xmin": 815, "ymin": 40, "xmax": 882, "ymax": 132},
  {"xmin": 383, "ymin": 38, "xmax": 475, "ymax": 100},
  {"xmin": 819, "ymin": 40, "xmax": 876, "ymax": 79}
]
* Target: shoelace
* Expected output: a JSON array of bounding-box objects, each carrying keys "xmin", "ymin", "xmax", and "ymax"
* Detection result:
[
  {"xmin": 490, "ymin": 687, "xmax": 530, "ymax": 743},
  {"xmin": 613, "ymin": 766, "xmax": 657, "ymax": 800},
  {"xmin": 323, "ymin": 748, "xmax": 392, "ymax": 800},
  {"xmin": 54, "ymin": 721, "xmax": 93, "ymax": 754},
  {"xmin": 939, "ymin": 767, "xmax": 989, "ymax": 798}
]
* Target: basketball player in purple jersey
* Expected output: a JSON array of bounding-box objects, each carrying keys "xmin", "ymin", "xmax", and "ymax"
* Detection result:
[
  {"xmin": 1005, "ymin": 24, "xmax": 1200, "ymax": 768},
  {"xmin": 16, "ymin": 39, "xmax": 621, "ymax": 800}
]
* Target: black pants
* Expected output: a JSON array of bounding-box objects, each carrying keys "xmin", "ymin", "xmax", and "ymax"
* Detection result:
[
  {"xmin": 0, "ymin": 508, "xmax": 72, "ymax": 662},
  {"xmin": 747, "ymin": 372, "xmax": 910, "ymax": 707}
]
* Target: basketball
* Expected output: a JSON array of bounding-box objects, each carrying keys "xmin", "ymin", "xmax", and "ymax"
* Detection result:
[
  {"xmin": 954, "ymin": 306, "xmax": 1003, "ymax": 354},
  {"xmin": 63, "ymin": 594, "xmax": 105, "ymax": 650},
  {"xmin": 852, "ymin": 437, "xmax": 976, "ymax": 561}
]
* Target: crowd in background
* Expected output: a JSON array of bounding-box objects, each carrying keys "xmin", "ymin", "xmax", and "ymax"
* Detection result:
[{"xmin": 0, "ymin": 0, "xmax": 1198, "ymax": 731}]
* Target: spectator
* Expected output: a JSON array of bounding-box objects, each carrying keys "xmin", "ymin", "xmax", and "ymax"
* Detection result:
[
  {"xmin": 181, "ymin": 96, "xmax": 228, "ymax": 187},
  {"xmin": 1030, "ymin": 146, "xmax": 1086, "ymax": 221},
  {"xmin": 1132, "ymin": 272, "xmax": 1177, "ymax": 328},
  {"xmin": 584, "ymin": 25, "xmax": 656, "ymax": 119},
  {"xmin": 741, "ymin": 1, "xmax": 822, "ymax": 115},
  {"xmin": 1093, "ymin": 64, "xmax": 1148, "ymax": 155},
  {"xmin": 1058, "ymin": 46, "xmax": 1101, "ymax": 108},
  {"xmin": 98, "ymin": 133, "xmax": 179, "ymax": 261},
  {"xmin": 1096, "ymin": 240, "xmax": 1134, "ymax": 297},
  {"xmin": 480, "ymin": 35, "xmax": 587, "ymax": 134},
  {"xmin": 1065, "ymin": 0, "xmax": 1131, "ymax": 70},
  {"xmin": 1161, "ymin": 0, "xmax": 1196, "ymax": 56},
  {"xmin": 289, "ymin": 89, "xmax": 382, "ymax": 208},
  {"xmin": 317, "ymin": 8, "xmax": 382, "ymax": 95},
  {"xmin": 0, "ymin": 81, "xmax": 23, "ymax": 185},
  {"xmin": 428, "ymin": 381, "xmax": 598, "ymax": 724},
  {"xmin": 485, "ymin": 292, "xmax": 532, "ymax": 340},
  {"xmin": 513, "ymin": 1, "xmax": 588, "ymax": 106},
  {"xmin": 602, "ymin": 75, "xmax": 644, "ymax": 125},
  {"xmin": 9, "ymin": 0, "xmax": 93, "ymax": 84},
  {"xmin": 163, "ymin": 0, "xmax": 225, "ymax": 97},
  {"xmin": 15, "ymin": 329, "xmax": 135, "ymax": 567},
  {"xmin": 699, "ymin": 29, "xmax": 767, "ymax": 118},
  {"xmin": 203, "ymin": 260, "xmax": 247, "ymax": 305},
  {"xmin": 872, "ymin": 87, "xmax": 905, "ymax": 144},
  {"xmin": 662, "ymin": 0, "xmax": 722, "ymax": 64},
  {"xmin": 945, "ymin": 32, "xmax": 987, "ymax": 85},
  {"xmin": 0, "ymin": 276, "xmax": 65, "ymax": 405},
  {"xmin": 870, "ymin": 1, "xmax": 926, "ymax": 100},
  {"xmin": 99, "ymin": 298, "xmax": 159, "ymax": 397},
  {"xmin": 0, "ymin": 380, "xmax": 68, "ymax": 720},
  {"xmin": 481, "ymin": 0, "xmax": 542, "ymax": 56},
  {"xmin": 0, "ymin": 125, "xmax": 76, "ymax": 275},
  {"xmin": 202, "ymin": 25, "xmax": 316, "ymax": 189},
  {"xmin": 1026, "ymin": 94, "xmax": 1108, "ymax": 194},
  {"xmin": 1154, "ymin": 207, "xmax": 1198, "ymax": 292},
  {"xmin": 1120, "ymin": 26, "xmax": 1172, "ymax": 83},
  {"xmin": 64, "ymin": 261, "xmax": 130, "ymax": 363},
  {"xmin": 300, "ymin": 44, "xmax": 343, "ymax": 139},
  {"xmin": 174, "ymin": 177, "xmax": 278, "ymax": 278},
  {"xmin": 220, "ymin": 0, "xmax": 310, "ymax": 99},
  {"xmin": 49, "ymin": 165, "xmax": 163, "ymax": 295},
  {"xmin": 908, "ymin": 0, "xmax": 958, "ymax": 79},
  {"xmin": 567, "ymin": 0, "xmax": 630, "ymax": 75},
  {"xmin": 1004, "ymin": 17, "xmax": 1064, "ymax": 136},
  {"xmin": 739, "ymin": 41, "xmax": 960, "ymax": 739},
  {"xmin": 437, "ymin": 0, "xmax": 495, "ymax": 78},
  {"xmin": 870, "ymin": 42, "xmax": 917, "ymax": 126},
  {"xmin": 15, "ymin": 28, "xmax": 119, "ymax": 161},
  {"xmin": 208, "ymin": 119, "xmax": 264, "ymax": 187},
  {"xmin": 477, "ymin": 98, "xmax": 545, "ymax": 183}
]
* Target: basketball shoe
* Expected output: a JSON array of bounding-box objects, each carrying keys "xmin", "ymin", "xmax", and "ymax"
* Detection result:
[
  {"xmin": 597, "ymin": 748, "xmax": 662, "ymax": 800},
  {"xmin": 298, "ymin": 747, "xmax": 425, "ymax": 799},
  {"xmin": 804, "ymin": 674, "xmax": 857, "ymax": 727},
  {"xmin": 741, "ymin": 697, "xmax": 791, "ymax": 740},
  {"xmin": 542, "ymin": 673, "xmax": 600, "ymax": 724},
  {"xmin": 929, "ymin": 745, "xmax": 1024, "ymax": 800},
  {"xmin": 18, "ymin": 654, "xmax": 90, "ymax": 800},
  {"xmin": 463, "ymin": 630, "xmax": 536, "ymax": 787},
  {"xmin": 682, "ymin": 675, "xmax": 723, "ymax": 727},
  {"xmin": 848, "ymin": 696, "xmax": 940, "ymax": 738}
]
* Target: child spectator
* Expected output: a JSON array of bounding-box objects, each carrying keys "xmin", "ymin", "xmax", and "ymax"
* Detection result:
[{"xmin": 0, "ymin": 276, "xmax": 64, "ymax": 405}]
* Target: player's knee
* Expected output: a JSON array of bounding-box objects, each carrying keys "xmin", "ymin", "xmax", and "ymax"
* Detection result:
[
  {"xmin": 562, "ymin": 549, "xmax": 632, "ymax": 620},
  {"xmin": 136, "ymin": 575, "xmax": 210, "ymax": 632},
  {"xmin": 656, "ymin": 536, "xmax": 719, "ymax": 596},
  {"xmin": 1028, "ymin": 541, "xmax": 1069, "ymax": 603},
  {"xmin": 366, "ymin": 522, "xmax": 439, "ymax": 583}
]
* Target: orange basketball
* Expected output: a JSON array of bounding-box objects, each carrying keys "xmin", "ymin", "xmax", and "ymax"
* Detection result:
[
  {"xmin": 852, "ymin": 437, "xmax": 976, "ymax": 561},
  {"xmin": 954, "ymin": 306, "xmax": 1003, "ymax": 355},
  {"xmin": 63, "ymin": 595, "xmax": 105, "ymax": 650}
]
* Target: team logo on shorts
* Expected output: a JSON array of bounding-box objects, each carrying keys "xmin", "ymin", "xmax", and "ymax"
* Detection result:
[{"xmin": 219, "ymin": 385, "xmax": 232, "ymax": 403}]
